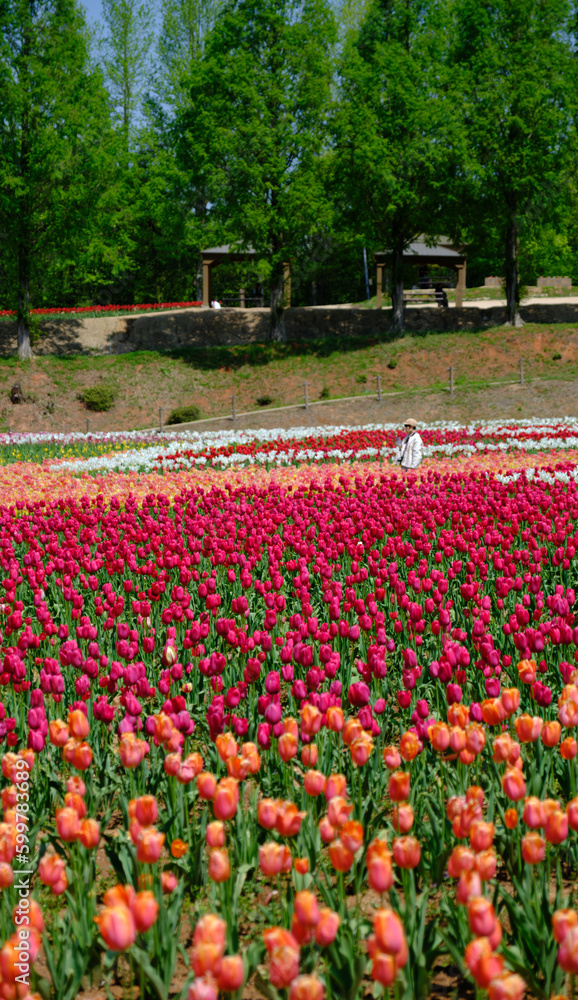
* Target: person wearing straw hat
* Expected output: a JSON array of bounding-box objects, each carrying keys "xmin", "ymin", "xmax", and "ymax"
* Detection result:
[{"xmin": 395, "ymin": 418, "xmax": 423, "ymax": 471}]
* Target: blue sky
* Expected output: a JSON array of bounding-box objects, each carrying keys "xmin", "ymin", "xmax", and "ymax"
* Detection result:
[{"xmin": 82, "ymin": 0, "xmax": 102, "ymax": 25}]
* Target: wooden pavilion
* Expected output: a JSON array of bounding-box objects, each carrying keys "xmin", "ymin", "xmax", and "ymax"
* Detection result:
[
  {"xmin": 200, "ymin": 246, "xmax": 292, "ymax": 308},
  {"xmin": 373, "ymin": 238, "xmax": 467, "ymax": 308}
]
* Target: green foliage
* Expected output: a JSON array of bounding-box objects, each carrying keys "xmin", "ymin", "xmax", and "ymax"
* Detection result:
[
  {"xmin": 256, "ymin": 395, "xmax": 273, "ymax": 407},
  {"xmin": 78, "ymin": 385, "xmax": 116, "ymax": 411},
  {"xmin": 167, "ymin": 403, "xmax": 201, "ymax": 424}
]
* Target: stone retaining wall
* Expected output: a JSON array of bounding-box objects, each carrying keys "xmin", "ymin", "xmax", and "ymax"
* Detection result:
[{"xmin": 1, "ymin": 302, "xmax": 577, "ymax": 356}]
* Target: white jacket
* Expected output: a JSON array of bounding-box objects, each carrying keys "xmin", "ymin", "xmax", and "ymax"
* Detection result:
[{"xmin": 396, "ymin": 431, "xmax": 423, "ymax": 470}]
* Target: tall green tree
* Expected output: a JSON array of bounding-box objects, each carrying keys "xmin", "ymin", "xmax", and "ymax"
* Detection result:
[
  {"xmin": 450, "ymin": 0, "xmax": 574, "ymax": 325},
  {"xmin": 183, "ymin": 0, "xmax": 336, "ymax": 340},
  {"xmin": 100, "ymin": 0, "xmax": 154, "ymax": 146},
  {"xmin": 0, "ymin": 0, "xmax": 119, "ymax": 357},
  {"xmin": 333, "ymin": 0, "xmax": 462, "ymax": 333}
]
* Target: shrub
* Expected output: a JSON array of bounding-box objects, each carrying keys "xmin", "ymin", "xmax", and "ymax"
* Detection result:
[
  {"xmin": 78, "ymin": 386, "xmax": 115, "ymax": 411},
  {"xmin": 256, "ymin": 395, "xmax": 273, "ymax": 407},
  {"xmin": 553, "ymin": 352, "xmax": 562, "ymax": 360},
  {"xmin": 319, "ymin": 386, "xmax": 330, "ymax": 399},
  {"xmin": 387, "ymin": 359, "xmax": 397, "ymax": 370},
  {"xmin": 167, "ymin": 404, "xmax": 201, "ymax": 425}
]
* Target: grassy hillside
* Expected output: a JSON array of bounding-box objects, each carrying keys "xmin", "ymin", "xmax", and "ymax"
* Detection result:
[{"xmin": 2, "ymin": 322, "xmax": 578, "ymax": 432}]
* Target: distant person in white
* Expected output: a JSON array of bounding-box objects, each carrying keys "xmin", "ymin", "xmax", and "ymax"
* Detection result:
[
  {"xmin": 395, "ymin": 418, "xmax": 423, "ymax": 471},
  {"xmin": 211, "ymin": 299, "xmax": 222, "ymax": 310}
]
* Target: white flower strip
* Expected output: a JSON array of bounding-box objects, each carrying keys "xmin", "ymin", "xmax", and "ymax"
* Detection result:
[{"xmin": 40, "ymin": 416, "xmax": 578, "ymax": 476}]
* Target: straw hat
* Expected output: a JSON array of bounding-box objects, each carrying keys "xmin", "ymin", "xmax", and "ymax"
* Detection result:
[{"xmin": 404, "ymin": 418, "xmax": 417, "ymax": 428}]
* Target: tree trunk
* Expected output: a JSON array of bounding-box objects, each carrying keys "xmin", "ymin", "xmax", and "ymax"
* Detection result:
[
  {"xmin": 390, "ymin": 243, "xmax": 405, "ymax": 335},
  {"xmin": 270, "ymin": 272, "xmax": 286, "ymax": 342},
  {"xmin": 505, "ymin": 215, "xmax": 524, "ymax": 326}
]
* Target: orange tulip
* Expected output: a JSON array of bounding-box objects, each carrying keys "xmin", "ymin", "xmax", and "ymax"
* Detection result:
[
  {"xmin": 131, "ymin": 795, "xmax": 158, "ymax": 828},
  {"xmin": 481, "ymin": 699, "xmax": 506, "ymax": 726},
  {"xmin": 294, "ymin": 890, "xmax": 320, "ymax": 927},
  {"xmin": 49, "ymin": 719, "xmax": 69, "ymax": 747},
  {"xmin": 171, "ymin": 838, "xmax": 188, "ymax": 858},
  {"xmin": 213, "ymin": 777, "xmax": 239, "ymax": 821},
  {"xmin": 542, "ymin": 720, "xmax": 561, "ymax": 748},
  {"xmin": 164, "ymin": 752, "xmax": 181, "ymax": 777},
  {"xmin": 294, "ymin": 857, "xmax": 309, "ymax": 875},
  {"xmin": 475, "ymin": 849, "xmax": 497, "ymax": 881},
  {"xmin": 319, "ymin": 816, "xmax": 336, "ymax": 843},
  {"xmin": 465, "ymin": 724, "xmax": 486, "ymax": 755},
  {"xmin": 208, "ymin": 847, "xmax": 230, "ymax": 882},
  {"xmin": 350, "ymin": 735, "xmax": 373, "ymax": 766},
  {"xmin": 278, "ymin": 733, "xmax": 298, "ymax": 762},
  {"xmin": 327, "ymin": 796, "xmax": 353, "ymax": 829},
  {"xmin": 392, "ymin": 803, "xmax": 414, "ymax": 833},
  {"xmin": 301, "ymin": 744, "xmax": 318, "ymax": 767},
  {"xmin": 399, "ymin": 731, "xmax": 420, "ymax": 761},
  {"xmin": 469, "ymin": 821, "xmax": 494, "ymax": 852},
  {"xmin": 324, "ymin": 773, "xmax": 347, "ymax": 800},
  {"xmin": 465, "ymin": 937, "xmax": 503, "ymax": 988},
  {"xmin": 447, "ymin": 845, "xmax": 475, "ymax": 878},
  {"xmin": 558, "ymin": 926, "xmax": 578, "ymax": 974},
  {"xmin": 38, "ymin": 853, "xmax": 68, "ymax": 893},
  {"xmin": 276, "ymin": 801, "xmax": 306, "ymax": 837},
  {"xmin": 218, "ymin": 954, "xmax": 245, "ymax": 992},
  {"xmin": 521, "ymin": 831, "xmax": 546, "ymax": 864},
  {"xmin": 329, "ymin": 839, "xmax": 354, "ymax": 872},
  {"xmin": 566, "ymin": 796, "xmax": 578, "ymax": 831},
  {"xmin": 449, "ymin": 727, "xmax": 467, "ymax": 752},
  {"xmin": 216, "ymin": 733, "xmax": 238, "ymax": 762},
  {"xmin": 374, "ymin": 908, "xmax": 404, "ymax": 955},
  {"xmin": 300, "ymin": 703, "xmax": 322, "ymax": 736},
  {"xmin": 552, "ymin": 908, "xmax": 578, "ymax": 943},
  {"xmin": 304, "ymin": 770, "xmax": 326, "ymax": 797},
  {"xmin": 501, "ymin": 687, "xmax": 520, "ymax": 715},
  {"xmin": 94, "ymin": 905, "xmax": 136, "ymax": 951},
  {"xmin": 257, "ymin": 798, "xmax": 278, "ymax": 829},
  {"xmin": 515, "ymin": 714, "xmax": 542, "ymax": 743},
  {"xmin": 448, "ymin": 702, "xmax": 470, "ymax": 728},
  {"xmin": 65, "ymin": 791, "xmax": 87, "ymax": 818},
  {"xmin": 389, "ymin": 770, "xmax": 410, "ymax": 802},
  {"xmin": 504, "ymin": 808, "xmax": 518, "ymax": 830},
  {"xmin": 367, "ymin": 840, "xmax": 393, "ymax": 893},
  {"xmin": 119, "ymin": 733, "xmax": 146, "ymax": 769},
  {"xmin": 561, "ymin": 736, "xmax": 578, "ymax": 760},
  {"xmin": 161, "ymin": 870, "xmax": 178, "ymax": 894},
  {"xmin": 487, "ymin": 972, "xmax": 526, "ymax": 1000},
  {"xmin": 196, "ymin": 771, "xmax": 217, "ymax": 800},
  {"xmin": 79, "ymin": 818, "xmax": 100, "ymax": 850},
  {"xmin": 370, "ymin": 950, "xmax": 396, "ymax": 987},
  {"xmin": 68, "ymin": 739, "xmax": 93, "ymax": 770},
  {"xmin": 517, "ymin": 658, "xmax": 537, "ymax": 684},
  {"xmin": 326, "ymin": 706, "xmax": 344, "ymax": 732},
  {"xmin": 501, "ymin": 768, "xmax": 526, "ymax": 801},
  {"xmin": 68, "ymin": 709, "xmax": 89, "ymax": 739},
  {"xmin": 545, "ymin": 809, "xmax": 568, "ymax": 844},
  {"xmin": 342, "ymin": 718, "xmax": 363, "ymax": 746},
  {"xmin": 206, "ymin": 821, "xmax": 226, "ymax": 848},
  {"xmin": 467, "ymin": 896, "xmax": 497, "ymax": 937},
  {"xmin": 382, "ymin": 746, "xmax": 401, "ymax": 769},
  {"xmin": 136, "ymin": 827, "xmax": 165, "ymax": 864},
  {"xmin": 179, "ymin": 752, "xmax": 205, "ymax": 783},
  {"xmin": 259, "ymin": 842, "xmax": 286, "ymax": 877},
  {"xmin": 133, "ymin": 890, "xmax": 159, "ymax": 932},
  {"xmin": 55, "ymin": 806, "xmax": 80, "ymax": 842},
  {"xmin": 191, "ymin": 940, "xmax": 223, "ymax": 978},
  {"xmin": 456, "ymin": 869, "xmax": 482, "ymax": 904},
  {"xmin": 492, "ymin": 733, "xmax": 514, "ymax": 763},
  {"xmin": 339, "ymin": 819, "xmax": 364, "ymax": 853},
  {"xmin": 194, "ymin": 913, "xmax": 227, "ymax": 951},
  {"xmin": 315, "ymin": 907, "xmax": 340, "ymax": 945},
  {"xmin": 392, "ymin": 835, "xmax": 420, "ymax": 869},
  {"xmin": 429, "ymin": 722, "xmax": 450, "ymax": 752},
  {"xmin": 523, "ymin": 796, "xmax": 545, "ymax": 829}
]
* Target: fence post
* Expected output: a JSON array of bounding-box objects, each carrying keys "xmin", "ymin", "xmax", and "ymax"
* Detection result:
[
  {"xmin": 449, "ymin": 367, "xmax": 455, "ymax": 396},
  {"xmin": 85, "ymin": 419, "xmax": 91, "ymax": 434},
  {"xmin": 303, "ymin": 382, "xmax": 310, "ymax": 410},
  {"xmin": 240, "ymin": 288, "xmax": 245, "ymax": 309},
  {"xmin": 375, "ymin": 375, "xmax": 382, "ymax": 402},
  {"xmin": 159, "ymin": 407, "xmax": 164, "ymax": 432},
  {"xmin": 519, "ymin": 358, "xmax": 524, "ymax": 385},
  {"xmin": 232, "ymin": 394, "xmax": 237, "ymax": 423}
]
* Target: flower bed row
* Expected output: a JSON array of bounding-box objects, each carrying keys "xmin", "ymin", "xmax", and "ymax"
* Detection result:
[
  {"xmin": 0, "ymin": 301, "xmax": 202, "ymax": 318},
  {"xmin": 0, "ymin": 465, "xmax": 577, "ymax": 997}
]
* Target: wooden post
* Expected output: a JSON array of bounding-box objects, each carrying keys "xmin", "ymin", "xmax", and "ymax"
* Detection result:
[
  {"xmin": 376, "ymin": 264, "xmax": 383, "ymax": 309},
  {"xmin": 85, "ymin": 419, "xmax": 91, "ymax": 434},
  {"xmin": 283, "ymin": 262, "xmax": 292, "ymax": 307},
  {"xmin": 449, "ymin": 367, "xmax": 455, "ymax": 396},
  {"xmin": 159, "ymin": 407, "xmax": 164, "ymax": 432},
  {"xmin": 455, "ymin": 263, "xmax": 466, "ymax": 309},
  {"xmin": 239, "ymin": 288, "xmax": 245, "ymax": 308},
  {"xmin": 519, "ymin": 358, "xmax": 524, "ymax": 385},
  {"xmin": 202, "ymin": 260, "xmax": 213, "ymax": 307},
  {"xmin": 375, "ymin": 375, "xmax": 382, "ymax": 401},
  {"xmin": 302, "ymin": 381, "xmax": 309, "ymax": 410},
  {"xmin": 232, "ymin": 395, "xmax": 237, "ymax": 423}
]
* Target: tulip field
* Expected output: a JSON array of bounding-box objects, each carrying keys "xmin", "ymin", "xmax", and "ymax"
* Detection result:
[{"xmin": 3, "ymin": 420, "xmax": 578, "ymax": 1000}]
